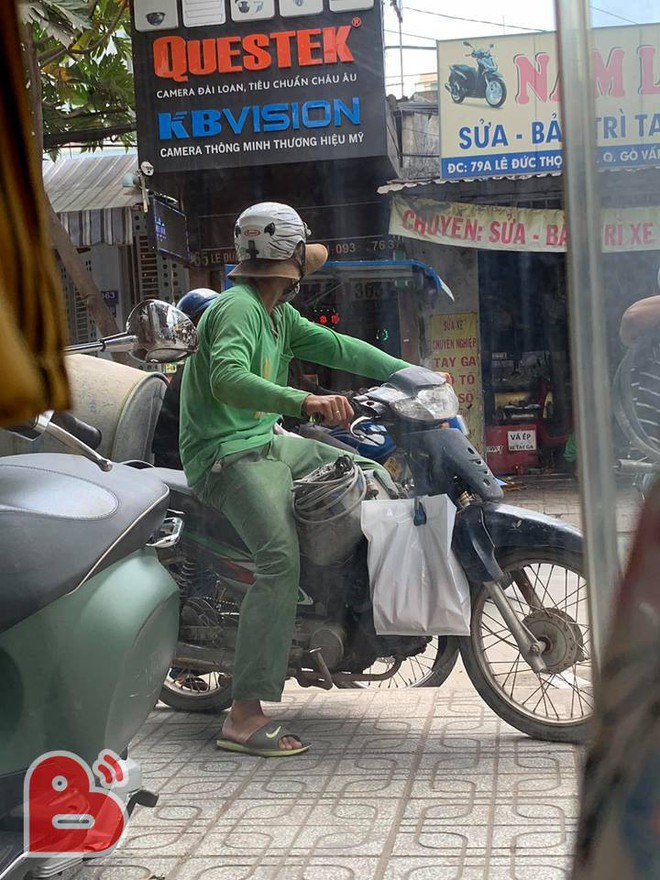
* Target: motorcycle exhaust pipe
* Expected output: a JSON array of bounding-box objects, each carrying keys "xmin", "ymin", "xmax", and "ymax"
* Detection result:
[{"xmin": 172, "ymin": 641, "xmax": 235, "ymax": 673}]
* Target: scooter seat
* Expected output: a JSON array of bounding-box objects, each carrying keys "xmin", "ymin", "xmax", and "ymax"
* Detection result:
[{"xmin": 0, "ymin": 453, "xmax": 170, "ymax": 635}]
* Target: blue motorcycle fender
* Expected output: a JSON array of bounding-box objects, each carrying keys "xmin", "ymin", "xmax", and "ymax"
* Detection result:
[{"xmin": 452, "ymin": 501, "xmax": 583, "ymax": 585}]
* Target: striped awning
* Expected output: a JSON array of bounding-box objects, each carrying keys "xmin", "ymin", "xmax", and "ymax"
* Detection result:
[{"xmin": 43, "ymin": 153, "xmax": 142, "ymax": 247}]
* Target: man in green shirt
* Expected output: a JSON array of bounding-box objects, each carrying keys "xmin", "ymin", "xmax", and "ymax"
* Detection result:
[{"xmin": 179, "ymin": 202, "xmax": 409, "ymax": 757}]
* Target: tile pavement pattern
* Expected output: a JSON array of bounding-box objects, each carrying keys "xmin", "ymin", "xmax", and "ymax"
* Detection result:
[{"xmin": 69, "ymin": 686, "xmax": 582, "ymax": 880}]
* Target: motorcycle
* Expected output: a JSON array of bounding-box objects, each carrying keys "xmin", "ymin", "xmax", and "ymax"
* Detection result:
[
  {"xmin": 0, "ymin": 301, "xmax": 196, "ymax": 880},
  {"xmin": 445, "ymin": 41, "xmax": 507, "ymax": 108},
  {"xmin": 139, "ymin": 368, "xmax": 588, "ymax": 744}
]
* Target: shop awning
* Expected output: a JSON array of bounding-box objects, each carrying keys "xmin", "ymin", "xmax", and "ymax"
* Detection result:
[
  {"xmin": 316, "ymin": 259, "xmax": 454, "ymax": 299},
  {"xmin": 43, "ymin": 153, "xmax": 142, "ymax": 247},
  {"xmin": 225, "ymin": 258, "xmax": 454, "ymax": 299}
]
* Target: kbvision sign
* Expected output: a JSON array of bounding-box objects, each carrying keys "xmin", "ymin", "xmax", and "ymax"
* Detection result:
[{"xmin": 130, "ymin": 0, "xmax": 387, "ymax": 172}]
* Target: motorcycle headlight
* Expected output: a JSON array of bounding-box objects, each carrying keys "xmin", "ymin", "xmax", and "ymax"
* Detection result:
[{"xmin": 390, "ymin": 384, "xmax": 460, "ymax": 423}]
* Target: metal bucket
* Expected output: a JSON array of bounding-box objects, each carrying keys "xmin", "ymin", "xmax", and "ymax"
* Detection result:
[{"xmin": 292, "ymin": 457, "xmax": 367, "ymax": 566}]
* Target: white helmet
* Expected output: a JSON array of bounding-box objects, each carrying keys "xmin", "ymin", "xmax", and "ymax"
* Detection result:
[{"xmin": 233, "ymin": 202, "xmax": 310, "ymax": 262}]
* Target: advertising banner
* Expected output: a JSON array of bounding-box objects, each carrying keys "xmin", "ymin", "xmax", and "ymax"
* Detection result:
[
  {"xmin": 130, "ymin": 0, "xmax": 386, "ymax": 173},
  {"xmin": 390, "ymin": 194, "xmax": 660, "ymax": 253},
  {"xmin": 437, "ymin": 24, "xmax": 660, "ymax": 179},
  {"xmin": 429, "ymin": 312, "xmax": 483, "ymax": 444}
]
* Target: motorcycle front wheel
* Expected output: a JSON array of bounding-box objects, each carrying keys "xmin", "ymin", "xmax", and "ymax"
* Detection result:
[
  {"xmin": 336, "ymin": 635, "xmax": 460, "ymax": 690},
  {"xmin": 485, "ymin": 78, "xmax": 507, "ymax": 107},
  {"xmin": 460, "ymin": 547, "xmax": 592, "ymax": 743}
]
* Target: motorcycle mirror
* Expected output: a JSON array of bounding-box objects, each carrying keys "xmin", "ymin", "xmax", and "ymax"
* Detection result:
[
  {"xmin": 463, "ymin": 40, "xmax": 472, "ymax": 46},
  {"xmin": 489, "ymin": 43, "xmax": 494, "ymax": 48},
  {"xmin": 125, "ymin": 300, "xmax": 199, "ymax": 364}
]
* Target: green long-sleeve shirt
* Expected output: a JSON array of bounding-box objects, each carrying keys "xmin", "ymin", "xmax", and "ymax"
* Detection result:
[{"xmin": 179, "ymin": 283, "xmax": 408, "ymax": 487}]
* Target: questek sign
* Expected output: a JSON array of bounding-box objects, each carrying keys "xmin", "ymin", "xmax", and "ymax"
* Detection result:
[{"xmin": 130, "ymin": 0, "xmax": 387, "ymax": 172}]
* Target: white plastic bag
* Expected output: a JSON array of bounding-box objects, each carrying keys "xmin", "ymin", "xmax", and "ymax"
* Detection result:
[{"xmin": 360, "ymin": 495, "xmax": 471, "ymax": 636}]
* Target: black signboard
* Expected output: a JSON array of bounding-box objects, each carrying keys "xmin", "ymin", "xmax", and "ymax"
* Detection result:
[
  {"xmin": 130, "ymin": 0, "xmax": 387, "ymax": 173},
  {"xmin": 147, "ymin": 196, "xmax": 191, "ymax": 261}
]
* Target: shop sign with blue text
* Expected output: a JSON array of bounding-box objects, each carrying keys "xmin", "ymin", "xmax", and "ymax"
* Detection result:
[
  {"xmin": 130, "ymin": 0, "xmax": 386, "ymax": 173},
  {"xmin": 437, "ymin": 24, "xmax": 660, "ymax": 179}
]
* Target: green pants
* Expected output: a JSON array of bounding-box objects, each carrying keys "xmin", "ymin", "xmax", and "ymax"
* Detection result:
[{"xmin": 193, "ymin": 434, "xmax": 380, "ymax": 702}]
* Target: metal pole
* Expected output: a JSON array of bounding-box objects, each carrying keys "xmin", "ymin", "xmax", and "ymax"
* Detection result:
[
  {"xmin": 555, "ymin": 0, "xmax": 620, "ymax": 663},
  {"xmin": 399, "ymin": 18, "xmax": 404, "ymax": 96}
]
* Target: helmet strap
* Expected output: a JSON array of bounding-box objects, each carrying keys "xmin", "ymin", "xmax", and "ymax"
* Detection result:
[{"xmin": 281, "ymin": 243, "xmax": 305, "ymax": 302}]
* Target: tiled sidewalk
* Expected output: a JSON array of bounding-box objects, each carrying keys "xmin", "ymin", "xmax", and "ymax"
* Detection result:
[
  {"xmin": 69, "ymin": 479, "xmax": 611, "ymax": 880},
  {"xmin": 502, "ymin": 476, "xmax": 640, "ymax": 544},
  {"xmin": 70, "ymin": 686, "xmax": 582, "ymax": 880}
]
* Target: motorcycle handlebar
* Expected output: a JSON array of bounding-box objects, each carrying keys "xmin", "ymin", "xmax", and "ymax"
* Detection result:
[{"xmin": 51, "ymin": 411, "xmax": 102, "ymax": 451}]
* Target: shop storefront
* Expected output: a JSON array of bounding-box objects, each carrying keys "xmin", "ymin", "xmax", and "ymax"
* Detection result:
[{"xmin": 379, "ymin": 22, "xmax": 660, "ymax": 477}]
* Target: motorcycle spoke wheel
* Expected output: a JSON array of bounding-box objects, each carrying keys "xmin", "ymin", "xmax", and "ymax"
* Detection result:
[
  {"xmin": 460, "ymin": 548, "xmax": 593, "ymax": 743},
  {"xmin": 158, "ymin": 571, "xmax": 236, "ymax": 713},
  {"xmin": 160, "ymin": 670, "xmax": 233, "ymax": 714},
  {"xmin": 337, "ymin": 636, "xmax": 459, "ymax": 689}
]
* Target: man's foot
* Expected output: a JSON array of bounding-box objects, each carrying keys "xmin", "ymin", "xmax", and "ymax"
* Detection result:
[{"xmin": 221, "ymin": 706, "xmax": 303, "ymax": 752}]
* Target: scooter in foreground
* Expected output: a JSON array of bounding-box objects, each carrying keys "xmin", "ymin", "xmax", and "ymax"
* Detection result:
[{"xmin": 0, "ymin": 301, "xmax": 196, "ymax": 880}]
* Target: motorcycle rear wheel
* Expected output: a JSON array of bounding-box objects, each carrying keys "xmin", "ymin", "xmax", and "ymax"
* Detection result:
[
  {"xmin": 336, "ymin": 635, "xmax": 460, "ymax": 690},
  {"xmin": 460, "ymin": 547, "xmax": 592, "ymax": 743},
  {"xmin": 159, "ymin": 671, "xmax": 232, "ymax": 713},
  {"xmin": 449, "ymin": 79, "xmax": 465, "ymax": 103}
]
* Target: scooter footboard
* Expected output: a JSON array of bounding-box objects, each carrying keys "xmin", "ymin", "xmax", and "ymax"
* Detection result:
[{"xmin": 0, "ymin": 549, "xmax": 179, "ymax": 814}]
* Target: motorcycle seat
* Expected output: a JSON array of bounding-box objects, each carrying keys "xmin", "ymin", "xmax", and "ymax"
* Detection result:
[
  {"xmin": 150, "ymin": 466, "xmax": 193, "ymax": 497},
  {"xmin": 0, "ymin": 454, "xmax": 170, "ymax": 635},
  {"xmin": 150, "ymin": 467, "xmax": 246, "ymax": 551}
]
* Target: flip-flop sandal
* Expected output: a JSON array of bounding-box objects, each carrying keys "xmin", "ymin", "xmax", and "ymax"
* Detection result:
[{"xmin": 216, "ymin": 720, "xmax": 310, "ymax": 758}]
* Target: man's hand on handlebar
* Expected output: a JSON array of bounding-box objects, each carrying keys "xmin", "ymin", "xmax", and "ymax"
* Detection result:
[{"xmin": 302, "ymin": 394, "xmax": 354, "ymax": 428}]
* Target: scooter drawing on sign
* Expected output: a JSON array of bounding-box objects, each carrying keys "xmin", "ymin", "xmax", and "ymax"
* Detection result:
[{"xmin": 446, "ymin": 41, "xmax": 507, "ymax": 108}]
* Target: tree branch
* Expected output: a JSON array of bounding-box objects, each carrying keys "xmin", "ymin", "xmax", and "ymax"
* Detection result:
[
  {"xmin": 44, "ymin": 123, "xmax": 136, "ymax": 148},
  {"xmin": 37, "ymin": 0, "xmax": 129, "ymax": 67}
]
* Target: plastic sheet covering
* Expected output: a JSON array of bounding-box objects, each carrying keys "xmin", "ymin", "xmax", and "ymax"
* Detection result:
[
  {"xmin": 0, "ymin": 1, "xmax": 70, "ymax": 424},
  {"xmin": 361, "ymin": 494, "xmax": 471, "ymax": 636},
  {"xmin": 572, "ymin": 483, "xmax": 660, "ymax": 878}
]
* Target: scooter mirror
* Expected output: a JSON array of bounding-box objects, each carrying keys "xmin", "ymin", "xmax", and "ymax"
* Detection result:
[{"xmin": 125, "ymin": 300, "xmax": 199, "ymax": 364}]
